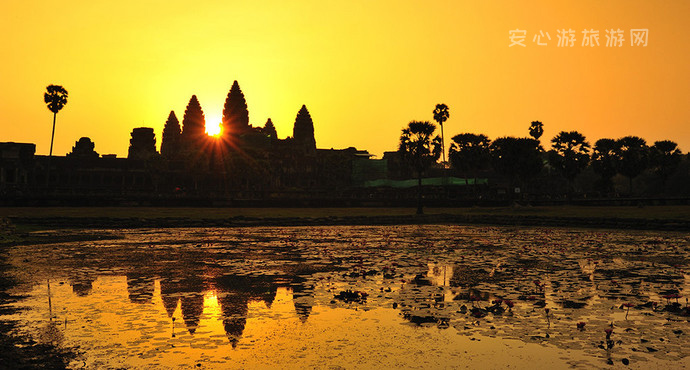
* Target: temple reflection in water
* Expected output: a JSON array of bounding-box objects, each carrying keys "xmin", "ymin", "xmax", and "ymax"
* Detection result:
[
  {"xmin": 7, "ymin": 226, "xmax": 690, "ymax": 368},
  {"xmin": 64, "ymin": 271, "xmax": 317, "ymax": 347}
]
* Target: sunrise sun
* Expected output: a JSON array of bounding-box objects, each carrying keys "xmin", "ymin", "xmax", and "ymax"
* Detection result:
[{"xmin": 206, "ymin": 117, "xmax": 222, "ymax": 136}]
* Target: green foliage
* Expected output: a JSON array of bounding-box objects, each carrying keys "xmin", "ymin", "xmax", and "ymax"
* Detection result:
[
  {"xmin": 548, "ymin": 131, "xmax": 590, "ymax": 184},
  {"xmin": 490, "ymin": 137, "xmax": 543, "ymax": 186},
  {"xmin": 222, "ymin": 81, "xmax": 249, "ymax": 136}
]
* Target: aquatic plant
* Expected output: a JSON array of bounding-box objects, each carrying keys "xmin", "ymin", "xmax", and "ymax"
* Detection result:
[
  {"xmin": 333, "ymin": 290, "xmax": 368, "ymax": 303},
  {"xmin": 622, "ymin": 302, "xmax": 634, "ymax": 319},
  {"xmin": 604, "ymin": 327, "xmax": 615, "ymax": 350}
]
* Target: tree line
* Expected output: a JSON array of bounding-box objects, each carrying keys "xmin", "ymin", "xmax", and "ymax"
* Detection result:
[
  {"xmin": 399, "ymin": 105, "xmax": 687, "ymax": 212},
  {"xmin": 43, "ymin": 84, "xmax": 685, "ymax": 206}
]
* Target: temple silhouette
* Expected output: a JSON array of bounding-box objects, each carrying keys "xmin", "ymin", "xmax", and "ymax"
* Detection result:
[
  {"xmin": 0, "ymin": 81, "xmax": 414, "ymax": 206},
  {"xmin": 2, "ymin": 80, "xmax": 689, "ymax": 206}
]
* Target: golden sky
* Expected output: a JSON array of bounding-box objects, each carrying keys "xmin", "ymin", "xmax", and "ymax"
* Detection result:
[{"xmin": 2, "ymin": 0, "xmax": 688, "ymax": 157}]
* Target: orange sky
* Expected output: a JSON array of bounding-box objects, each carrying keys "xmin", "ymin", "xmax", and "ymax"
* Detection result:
[{"xmin": 1, "ymin": 0, "xmax": 688, "ymax": 157}]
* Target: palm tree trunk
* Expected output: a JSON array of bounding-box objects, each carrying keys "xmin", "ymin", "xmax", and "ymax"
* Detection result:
[
  {"xmin": 440, "ymin": 123, "xmax": 445, "ymax": 165},
  {"xmin": 416, "ymin": 172, "xmax": 423, "ymax": 215},
  {"xmin": 49, "ymin": 112, "xmax": 57, "ymax": 157}
]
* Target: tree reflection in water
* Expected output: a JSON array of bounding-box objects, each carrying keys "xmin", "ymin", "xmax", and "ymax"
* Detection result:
[{"xmin": 5, "ymin": 225, "xmax": 690, "ymax": 367}]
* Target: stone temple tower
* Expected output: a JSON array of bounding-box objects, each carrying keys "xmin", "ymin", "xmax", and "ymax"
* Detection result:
[{"xmin": 128, "ymin": 127, "xmax": 157, "ymax": 160}]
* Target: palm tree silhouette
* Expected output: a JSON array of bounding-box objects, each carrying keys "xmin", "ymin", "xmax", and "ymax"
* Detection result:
[
  {"xmin": 398, "ymin": 121, "xmax": 442, "ymax": 214},
  {"xmin": 616, "ymin": 136, "xmax": 649, "ymax": 194},
  {"xmin": 650, "ymin": 140, "xmax": 682, "ymax": 189},
  {"xmin": 591, "ymin": 138, "xmax": 618, "ymax": 195},
  {"xmin": 433, "ymin": 104, "xmax": 450, "ymax": 165},
  {"xmin": 548, "ymin": 130, "xmax": 591, "ymax": 196},
  {"xmin": 529, "ymin": 121, "xmax": 543, "ymax": 141},
  {"xmin": 44, "ymin": 85, "xmax": 69, "ymax": 156}
]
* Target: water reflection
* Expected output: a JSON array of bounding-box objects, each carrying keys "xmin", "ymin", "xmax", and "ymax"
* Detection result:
[
  {"xmin": 82, "ymin": 268, "xmax": 319, "ymax": 347},
  {"xmin": 291, "ymin": 279, "xmax": 314, "ymax": 324},
  {"xmin": 69, "ymin": 273, "xmax": 95, "ymax": 297},
  {"xmin": 4, "ymin": 225, "xmax": 690, "ymax": 368},
  {"xmin": 127, "ymin": 273, "xmax": 154, "ymax": 304}
]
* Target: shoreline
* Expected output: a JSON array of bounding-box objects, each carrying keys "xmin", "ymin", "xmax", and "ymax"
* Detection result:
[{"xmin": 6, "ymin": 212, "xmax": 690, "ymax": 232}]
